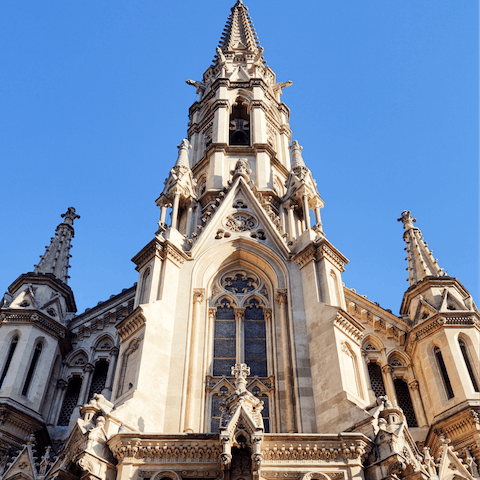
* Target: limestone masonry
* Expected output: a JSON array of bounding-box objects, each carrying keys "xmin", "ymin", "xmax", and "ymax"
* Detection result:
[{"xmin": 0, "ymin": 3, "xmax": 478, "ymax": 480}]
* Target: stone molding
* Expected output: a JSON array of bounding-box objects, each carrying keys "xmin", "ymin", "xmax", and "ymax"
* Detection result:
[
  {"xmin": 108, "ymin": 435, "xmax": 222, "ymax": 462},
  {"xmin": 293, "ymin": 245, "xmax": 316, "ymax": 269},
  {"xmin": 315, "ymin": 241, "xmax": 348, "ymax": 273},
  {"xmin": 405, "ymin": 312, "xmax": 479, "ymax": 355},
  {"xmin": 0, "ymin": 310, "xmax": 67, "ymax": 340},
  {"xmin": 117, "ymin": 310, "xmax": 146, "ymax": 342},
  {"xmin": 334, "ymin": 311, "xmax": 364, "ymax": 344},
  {"xmin": 165, "ymin": 243, "xmax": 187, "ymax": 267},
  {"xmin": 260, "ymin": 435, "xmax": 371, "ymax": 463},
  {"xmin": 132, "ymin": 238, "xmax": 165, "ymax": 271}
]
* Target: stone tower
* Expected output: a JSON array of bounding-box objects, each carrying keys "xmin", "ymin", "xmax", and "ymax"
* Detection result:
[
  {"xmin": 0, "ymin": 208, "xmax": 79, "ymax": 454},
  {"xmin": 109, "ymin": 0, "xmax": 366, "ymax": 436}
]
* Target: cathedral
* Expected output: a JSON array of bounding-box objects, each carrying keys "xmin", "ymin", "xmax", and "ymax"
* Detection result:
[{"xmin": 0, "ymin": 3, "xmax": 478, "ymax": 480}]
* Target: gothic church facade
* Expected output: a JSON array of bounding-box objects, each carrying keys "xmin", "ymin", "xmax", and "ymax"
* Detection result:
[{"xmin": 0, "ymin": 3, "xmax": 479, "ymax": 480}]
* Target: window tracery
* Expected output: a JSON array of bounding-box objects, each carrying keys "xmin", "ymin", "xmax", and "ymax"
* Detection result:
[{"xmin": 209, "ymin": 268, "xmax": 272, "ymax": 432}]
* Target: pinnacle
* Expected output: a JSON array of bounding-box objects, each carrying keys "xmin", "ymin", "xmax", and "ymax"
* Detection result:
[
  {"xmin": 34, "ymin": 208, "xmax": 79, "ymax": 284},
  {"xmin": 398, "ymin": 211, "xmax": 444, "ymax": 286}
]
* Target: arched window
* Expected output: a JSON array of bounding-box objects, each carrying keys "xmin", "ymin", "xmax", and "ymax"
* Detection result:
[
  {"xmin": 244, "ymin": 299, "xmax": 267, "ymax": 377},
  {"xmin": 139, "ymin": 267, "xmax": 151, "ymax": 304},
  {"xmin": 229, "ymin": 99, "xmax": 250, "ymax": 146},
  {"xmin": 459, "ymin": 339, "xmax": 479, "ymax": 392},
  {"xmin": 330, "ymin": 270, "xmax": 340, "ymax": 306},
  {"xmin": 434, "ymin": 346, "xmax": 454, "ymax": 399},
  {"xmin": 88, "ymin": 360, "xmax": 109, "ymax": 401},
  {"xmin": 58, "ymin": 376, "xmax": 82, "ymax": 426},
  {"xmin": 22, "ymin": 342, "xmax": 42, "ymax": 396},
  {"xmin": 367, "ymin": 362, "xmax": 386, "ymax": 398},
  {"xmin": 213, "ymin": 301, "xmax": 236, "ymax": 376},
  {"xmin": 0, "ymin": 336, "xmax": 19, "ymax": 390},
  {"xmin": 393, "ymin": 378, "xmax": 418, "ymax": 427}
]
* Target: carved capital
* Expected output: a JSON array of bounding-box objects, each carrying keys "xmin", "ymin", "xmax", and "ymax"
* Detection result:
[
  {"xmin": 193, "ymin": 289, "xmax": 205, "ymax": 304},
  {"xmin": 84, "ymin": 363, "xmax": 95, "ymax": 373},
  {"xmin": 409, "ymin": 380, "xmax": 419, "ymax": 391},
  {"xmin": 57, "ymin": 378, "xmax": 68, "ymax": 390},
  {"xmin": 275, "ymin": 289, "xmax": 288, "ymax": 305},
  {"xmin": 234, "ymin": 308, "xmax": 245, "ymax": 321},
  {"xmin": 382, "ymin": 365, "xmax": 393, "ymax": 374},
  {"xmin": 264, "ymin": 308, "xmax": 272, "ymax": 322},
  {"xmin": 208, "ymin": 308, "xmax": 217, "ymax": 320},
  {"xmin": 110, "ymin": 347, "xmax": 119, "ymax": 357}
]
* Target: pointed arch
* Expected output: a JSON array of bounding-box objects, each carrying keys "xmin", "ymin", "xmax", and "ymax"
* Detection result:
[
  {"xmin": 432, "ymin": 344, "xmax": 454, "ymax": 400},
  {"xmin": 66, "ymin": 348, "xmax": 89, "ymax": 367},
  {"xmin": 22, "ymin": 340, "xmax": 43, "ymax": 396},
  {"xmin": 0, "ymin": 334, "xmax": 19, "ymax": 390},
  {"xmin": 387, "ymin": 349, "xmax": 411, "ymax": 368},
  {"xmin": 457, "ymin": 333, "xmax": 479, "ymax": 392},
  {"xmin": 94, "ymin": 334, "xmax": 115, "ymax": 351}
]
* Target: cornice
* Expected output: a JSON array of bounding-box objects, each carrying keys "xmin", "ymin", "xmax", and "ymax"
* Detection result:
[
  {"xmin": 117, "ymin": 308, "xmax": 147, "ymax": 342},
  {"xmin": 334, "ymin": 310, "xmax": 364, "ymax": 345},
  {"xmin": 293, "ymin": 244, "xmax": 316, "ymax": 269},
  {"xmin": 261, "ymin": 434, "xmax": 372, "ymax": 463},
  {"xmin": 405, "ymin": 312, "xmax": 479, "ymax": 355},
  {"xmin": 131, "ymin": 238, "xmax": 165, "ymax": 271},
  {"xmin": 8, "ymin": 272, "xmax": 76, "ymax": 313},
  {"xmin": 400, "ymin": 275, "xmax": 471, "ymax": 315},
  {"xmin": 315, "ymin": 239, "xmax": 349, "ymax": 272},
  {"xmin": 0, "ymin": 309, "xmax": 68, "ymax": 340},
  {"xmin": 108, "ymin": 434, "xmax": 222, "ymax": 462}
]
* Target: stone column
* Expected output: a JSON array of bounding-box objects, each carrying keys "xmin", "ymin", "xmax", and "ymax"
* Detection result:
[
  {"xmin": 409, "ymin": 379, "xmax": 428, "ymax": 427},
  {"xmin": 184, "ymin": 289, "xmax": 205, "ymax": 432},
  {"xmin": 302, "ymin": 194, "xmax": 311, "ymax": 230},
  {"xmin": 171, "ymin": 192, "xmax": 181, "ymax": 229},
  {"xmin": 235, "ymin": 308, "xmax": 246, "ymax": 363},
  {"xmin": 381, "ymin": 365, "xmax": 397, "ymax": 406},
  {"xmin": 102, "ymin": 347, "xmax": 119, "ymax": 400},
  {"xmin": 287, "ymin": 204, "xmax": 296, "ymax": 243},
  {"xmin": 185, "ymin": 202, "xmax": 194, "ymax": 237},
  {"xmin": 275, "ymin": 289, "xmax": 296, "ymax": 433},
  {"xmin": 78, "ymin": 363, "xmax": 94, "ymax": 406},
  {"xmin": 160, "ymin": 203, "xmax": 168, "ymax": 225},
  {"xmin": 48, "ymin": 378, "xmax": 68, "ymax": 425}
]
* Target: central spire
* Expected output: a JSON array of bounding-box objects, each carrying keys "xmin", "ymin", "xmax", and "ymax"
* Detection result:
[{"xmin": 218, "ymin": 0, "xmax": 260, "ymax": 54}]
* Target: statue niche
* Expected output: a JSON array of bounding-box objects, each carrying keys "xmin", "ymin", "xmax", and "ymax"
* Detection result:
[{"xmin": 229, "ymin": 99, "xmax": 250, "ymax": 146}]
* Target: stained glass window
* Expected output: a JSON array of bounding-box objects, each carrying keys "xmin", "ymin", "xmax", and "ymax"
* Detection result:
[{"xmin": 213, "ymin": 304, "xmax": 236, "ymax": 376}]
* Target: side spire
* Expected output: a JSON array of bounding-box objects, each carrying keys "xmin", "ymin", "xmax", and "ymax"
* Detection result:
[
  {"xmin": 398, "ymin": 210, "xmax": 444, "ymax": 286},
  {"xmin": 34, "ymin": 207, "xmax": 80, "ymax": 284}
]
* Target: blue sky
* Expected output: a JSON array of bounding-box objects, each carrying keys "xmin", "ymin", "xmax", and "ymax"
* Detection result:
[{"xmin": 1, "ymin": 1, "xmax": 478, "ymax": 314}]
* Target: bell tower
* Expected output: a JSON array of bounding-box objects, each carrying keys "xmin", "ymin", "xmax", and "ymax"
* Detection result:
[{"xmin": 110, "ymin": 0, "xmax": 371, "ymax": 436}]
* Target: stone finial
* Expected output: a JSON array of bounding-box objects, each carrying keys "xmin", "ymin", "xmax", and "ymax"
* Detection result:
[
  {"xmin": 61, "ymin": 207, "xmax": 80, "ymax": 226},
  {"xmin": 397, "ymin": 210, "xmax": 416, "ymax": 231},
  {"xmin": 175, "ymin": 139, "xmax": 191, "ymax": 169},
  {"xmin": 289, "ymin": 141, "xmax": 306, "ymax": 169}
]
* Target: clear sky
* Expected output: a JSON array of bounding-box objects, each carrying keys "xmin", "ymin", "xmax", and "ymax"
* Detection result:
[{"xmin": 1, "ymin": 1, "xmax": 478, "ymax": 315}]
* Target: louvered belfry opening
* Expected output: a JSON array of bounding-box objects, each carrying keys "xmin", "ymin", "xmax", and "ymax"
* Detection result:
[
  {"xmin": 393, "ymin": 378, "xmax": 418, "ymax": 427},
  {"xmin": 367, "ymin": 362, "xmax": 386, "ymax": 398},
  {"xmin": 88, "ymin": 360, "xmax": 109, "ymax": 401},
  {"xmin": 58, "ymin": 376, "xmax": 83, "ymax": 426}
]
